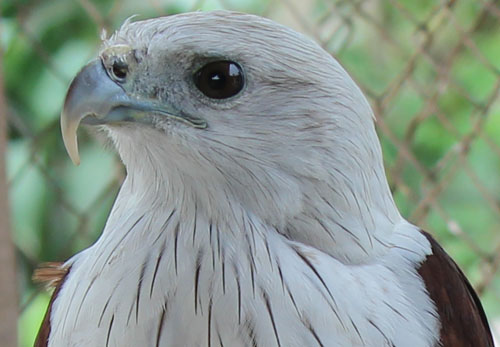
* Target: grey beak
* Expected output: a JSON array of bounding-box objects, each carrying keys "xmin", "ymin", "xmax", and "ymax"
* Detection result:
[
  {"xmin": 61, "ymin": 59, "xmax": 206, "ymax": 165},
  {"xmin": 61, "ymin": 60, "xmax": 129, "ymax": 165}
]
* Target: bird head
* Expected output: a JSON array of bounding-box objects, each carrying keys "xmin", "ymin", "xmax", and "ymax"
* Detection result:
[{"xmin": 62, "ymin": 11, "xmax": 400, "ymax": 261}]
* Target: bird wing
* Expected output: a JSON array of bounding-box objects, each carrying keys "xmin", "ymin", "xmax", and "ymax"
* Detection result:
[
  {"xmin": 34, "ymin": 264, "xmax": 71, "ymax": 347},
  {"xmin": 418, "ymin": 231, "xmax": 494, "ymax": 347}
]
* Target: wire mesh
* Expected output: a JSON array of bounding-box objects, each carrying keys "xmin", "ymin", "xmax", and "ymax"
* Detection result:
[{"xmin": 3, "ymin": 0, "xmax": 500, "ymax": 345}]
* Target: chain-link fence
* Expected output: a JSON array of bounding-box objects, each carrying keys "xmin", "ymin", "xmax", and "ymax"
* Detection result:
[{"xmin": 2, "ymin": 0, "xmax": 500, "ymax": 345}]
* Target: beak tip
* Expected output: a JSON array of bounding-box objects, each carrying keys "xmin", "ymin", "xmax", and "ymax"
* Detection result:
[
  {"xmin": 61, "ymin": 113, "xmax": 82, "ymax": 166},
  {"xmin": 70, "ymin": 155, "xmax": 81, "ymax": 166},
  {"xmin": 63, "ymin": 137, "xmax": 81, "ymax": 166}
]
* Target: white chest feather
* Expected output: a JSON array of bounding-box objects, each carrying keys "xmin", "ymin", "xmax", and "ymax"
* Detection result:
[{"xmin": 48, "ymin": 195, "xmax": 439, "ymax": 347}]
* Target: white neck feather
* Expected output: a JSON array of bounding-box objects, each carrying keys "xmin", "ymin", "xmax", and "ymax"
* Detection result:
[{"xmin": 105, "ymin": 119, "xmax": 402, "ymax": 265}]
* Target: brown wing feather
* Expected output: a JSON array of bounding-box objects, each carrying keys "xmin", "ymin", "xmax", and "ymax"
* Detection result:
[
  {"xmin": 33, "ymin": 262, "xmax": 68, "ymax": 289},
  {"xmin": 34, "ymin": 264, "xmax": 71, "ymax": 347},
  {"xmin": 418, "ymin": 231, "xmax": 493, "ymax": 347}
]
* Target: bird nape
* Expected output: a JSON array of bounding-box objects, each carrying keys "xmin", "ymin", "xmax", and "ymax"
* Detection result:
[{"xmin": 35, "ymin": 10, "xmax": 493, "ymax": 347}]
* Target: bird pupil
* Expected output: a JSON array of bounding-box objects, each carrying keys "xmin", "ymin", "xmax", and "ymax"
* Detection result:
[{"xmin": 208, "ymin": 72, "xmax": 226, "ymax": 90}]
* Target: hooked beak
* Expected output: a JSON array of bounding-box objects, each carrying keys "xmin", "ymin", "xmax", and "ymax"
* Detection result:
[{"xmin": 61, "ymin": 59, "xmax": 206, "ymax": 165}]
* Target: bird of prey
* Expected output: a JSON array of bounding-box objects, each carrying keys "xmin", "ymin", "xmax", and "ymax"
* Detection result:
[{"xmin": 35, "ymin": 11, "xmax": 493, "ymax": 347}]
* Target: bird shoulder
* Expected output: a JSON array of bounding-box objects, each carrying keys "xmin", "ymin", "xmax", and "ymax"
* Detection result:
[{"xmin": 418, "ymin": 231, "xmax": 494, "ymax": 347}]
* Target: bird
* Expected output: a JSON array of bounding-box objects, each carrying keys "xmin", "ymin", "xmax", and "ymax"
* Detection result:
[{"xmin": 34, "ymin": 10, "xmax": 493, "ymax": 347}]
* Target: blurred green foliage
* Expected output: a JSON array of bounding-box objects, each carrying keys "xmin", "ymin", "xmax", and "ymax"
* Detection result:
[{"xmin": 2, "ymin": 0, "xmax": 499, "ymax": 345}]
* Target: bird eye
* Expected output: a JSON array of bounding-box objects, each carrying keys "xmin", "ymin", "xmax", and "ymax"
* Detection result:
[
  {"xmin": 194, "ymin": 61, "xmax": 244, "ymax": 99},
  {"xmin": 110, "ymin": 60, "xmax": 128, "ymax": 82}
]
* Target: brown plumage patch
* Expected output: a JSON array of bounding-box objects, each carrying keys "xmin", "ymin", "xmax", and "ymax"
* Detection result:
[
  {"xmin": 34, "ymin": 264, "xmax": 71, "ymax": 347},
  {"xmin": 418, "ymin": 231, "xmax": 493, "ymax": 347},
  {"xmin": 33, "ymin": 262, "xmax": 68, "ymax": 289}
]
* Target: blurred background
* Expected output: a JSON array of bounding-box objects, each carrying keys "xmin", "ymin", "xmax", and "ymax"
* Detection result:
[{"xmin": 1, "ymin": 0, "xmax": 500, "ymax": 345}]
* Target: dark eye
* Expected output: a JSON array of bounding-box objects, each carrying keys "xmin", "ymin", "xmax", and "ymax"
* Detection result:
[
  {"xmin": 111, "ymin": 60, "xmax": 128, "ymax": 82},
  {"xmin": 194, "ymin": 61, "xmax": 244, "ymax": 99}
]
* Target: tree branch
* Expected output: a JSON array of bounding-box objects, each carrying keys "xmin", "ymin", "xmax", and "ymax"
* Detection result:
[{"xmin": 0, "ymin": 44, "xmax": 18, "ymax": 347}]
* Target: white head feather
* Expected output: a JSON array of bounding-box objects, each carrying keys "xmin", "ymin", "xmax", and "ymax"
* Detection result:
[{"xmin": 100, "ymin": 11, "xmax": 404, "ymax": 263}]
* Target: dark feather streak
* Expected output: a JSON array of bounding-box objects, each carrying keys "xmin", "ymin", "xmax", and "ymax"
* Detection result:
[
  {"xmin": 216, "ymin": 329, "xmax": 225, "ymax": 347},
  {"xmin": 302, "ymin": 316, "xmax": 325, "ymax": 347},
  {"xmin": 155, "ymin": 304, "xmax": 167, "ymax": 347},
  {"xmin": 194, "ymin": 250, "xmax": 203, "ymax": 315},
  {"xmin": 106, "ymin": 314, "xmax": 114, "ymax": 347},
  {"xmin": 349, "ymin": 318, "xmax": 364, "ymax": 345},
  {"xmin": 243, "ymin": 316, "xmax": 258, "ymax": 347},
  {"xmin": 277, "ymin": 261, "xmax": 285, "ymax": 293},
  {"xmin": 262, "ymin": 289, "xmax": 282, "ymax": 347},
  {"xmin": 284, "ymin": 282, "xmax": 301, "ymax": 318},
  {"xmin": 103, "ymin": 215, "xmax": 145, "ymax": 266},
  {"xmin": 368, "ymin": 319, "xmax": 391, "ymax": 345},
  {"xmin": 73, "ymin": 274, "xmax": 98, "ymax": 325},
  {"xmin": 294, "ymin": 246, "xmax": 346, "ymax": 330},
  {"xmin": 98, "ymin": 279, "xmax": 122, "ymax": 328},
  {"xmin": 135, "ymin": 257, "xmax": 148, "ymax": 323},
  {"xmin": 264, "ymin": 238, "xmax": 274, "ymax": 270},
  {"xmin": 207, "ymin": 298, "xmax": 213, "ymax": 347},
  {"xmin": 192, "ymin": 203, "xmax": 197, "ymax": 246},
  {"xmin": 150, "ymin": 240, "xmax": 167, "ymax": 298},
  {"xmin": 173, "ymin": 222, "xmax": 180, "ymax": 276},
  {"xmin": 293, "ymin": 247, "xmax": 336, "ymax": 305}
]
